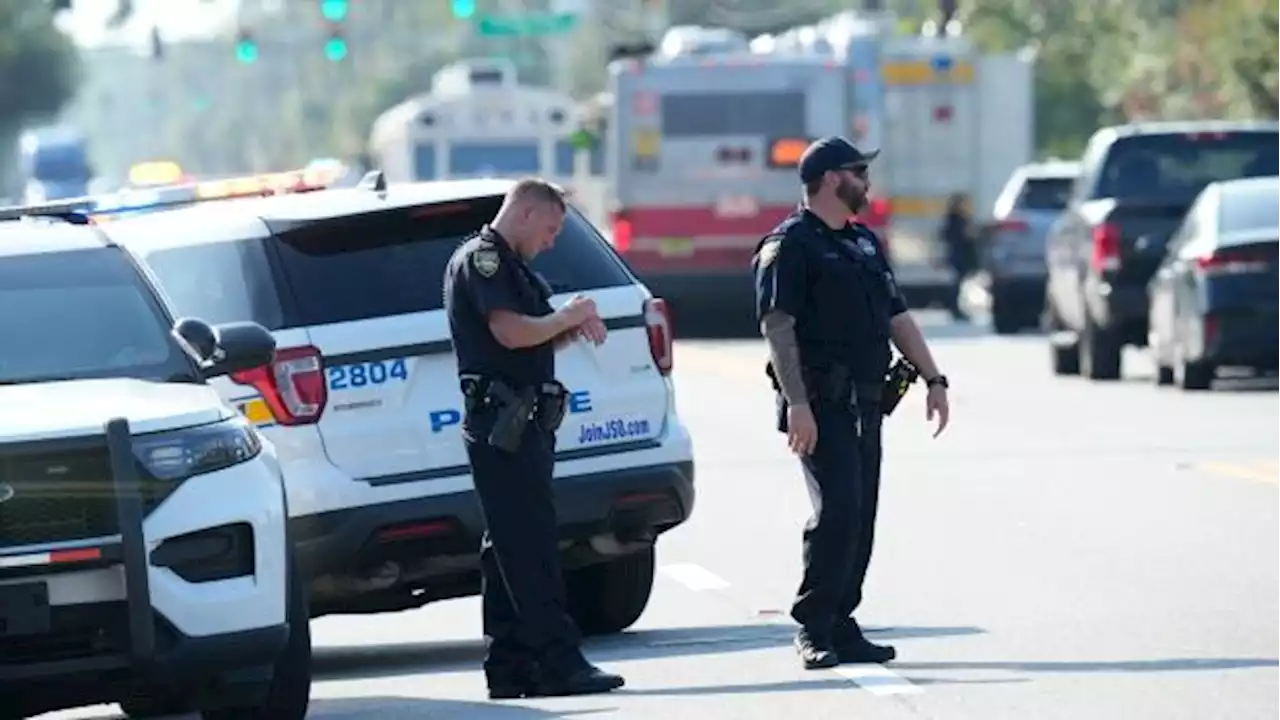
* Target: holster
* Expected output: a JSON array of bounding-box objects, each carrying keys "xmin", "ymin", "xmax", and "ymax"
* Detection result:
[
  {"xmin": 880, "ymin": 357, "xmax": 920, "ymax": 416},
  {"xmin": 461, "ymin": 375, "xmax": 534, "ymax": 453},
  {"xmin": 802, "ymin": 364, "xmax": 860, "ymax": 414},
  {"xmin": 533, "ymin": 381, "xmax": 569, "ymax": 432}
]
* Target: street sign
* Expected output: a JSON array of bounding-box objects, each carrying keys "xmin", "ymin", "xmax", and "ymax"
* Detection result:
[{"xmin": 476, "ymin": 12, "xmax": 578, "ymax": 37}]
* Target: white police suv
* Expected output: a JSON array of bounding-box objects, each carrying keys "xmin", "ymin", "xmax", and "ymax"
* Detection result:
[
  {"xmin": 103, "ymin": 175, "xmax": 696, "ymax": 635},
  {"xmin": 0, "ymin": 215, "xmax": 310, "ymax": 718}
]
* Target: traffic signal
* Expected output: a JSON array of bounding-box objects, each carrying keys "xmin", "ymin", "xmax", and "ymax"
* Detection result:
[
  {"xmin": 324, "ymin": 31, "xmax": 348, "ymax": 62},
  {"xmin": 451, "ymin": 0, "xmax": 476, "ymax": 19},
  {"xmin": 235, "ymin": 29, "xmax": 258, "ymax": 64},
  {"xmin": 320, "ymin": 0, "xmax": 348, "ymax": 22}
]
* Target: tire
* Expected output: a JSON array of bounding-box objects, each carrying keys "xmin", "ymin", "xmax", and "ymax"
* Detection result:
[
  {"xmin": 202, "ymin": 563, "xmax": 312, "ymax": 720},
  {"xmin": 1155, "ymin": 364, "xmax": 1174, "ymax": 385},
  {"xmin": 120, "ymin": 693, "xmax": 190, "ymax": 718},
  {"xmin": 1080, "ymin": 315, "xmax": 1122, "ymax": 380},
  {"xmin": 1177, "ymin": 359, "xmax": 1214, "ymax": 391},
  {"xmin": 566, "ymin": 546, "xmax": 656, "ymax": 636},
  {"xmin": 990, "ymin": 295, "xmax": 1021, "ymax": 335}
]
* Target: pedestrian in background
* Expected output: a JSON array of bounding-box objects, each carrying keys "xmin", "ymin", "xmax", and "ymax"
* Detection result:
[
  {"xmin": 752, "ymin": 137, "xmax": 951, "ymax": 670},
  {"xmin": 939, "ymin": 192, "xmax": 978, "ymax": 320}
]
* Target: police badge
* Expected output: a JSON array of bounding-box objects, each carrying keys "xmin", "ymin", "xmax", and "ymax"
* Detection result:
[
  {"xmin": 472, "ymin": 249, "xmax": 500, "ymax": 278},
  {"xmin": 857, "ymin": 236, "xmax": 877, "ymax": 256}
]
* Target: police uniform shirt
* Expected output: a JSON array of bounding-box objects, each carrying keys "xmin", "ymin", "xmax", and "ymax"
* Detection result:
[
  {"xmin": 753, "ymin": 207, "xmax": 908, "ymax": 382},
  {"xmin": 444, "ymin": 225, "xmax": 555, "ymax": 387}
]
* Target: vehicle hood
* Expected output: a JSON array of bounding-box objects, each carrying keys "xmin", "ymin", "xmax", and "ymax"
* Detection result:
[{"xmin": 0, "ymin": 379, "xmax": 232, "ymax": 443}]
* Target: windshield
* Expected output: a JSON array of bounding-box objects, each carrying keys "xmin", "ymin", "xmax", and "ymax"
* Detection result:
[
  {"xmin": 447, "ymin": 141, "xmax": 541, "ymax": 177},
  {"xmin": 1221, "ymin": 185, "xmax": 1280, "ymax": 235},
  {"xmin": 1017, "ymin": 176, "xmax": 1075, "ymax": 211},
  {"xmin": 0, "ymin": 248, "xmax": 194, "ymax": 385},
  {"xmin": 1095, "ymin": 131, "xmax": 1279, "ymax": 200},
  {"xmin": 660, "ymin": 90, "xmax": 807, "ymax": 138}
]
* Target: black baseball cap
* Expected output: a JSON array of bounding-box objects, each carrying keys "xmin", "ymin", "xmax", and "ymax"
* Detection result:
[{"xmin": 798, "ymin": 136, "xmax": 880, "ymax": 183}]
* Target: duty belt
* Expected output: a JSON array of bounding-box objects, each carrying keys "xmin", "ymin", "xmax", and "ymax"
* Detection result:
[{"xmin": 459, "ymin": 374, "xmax": 569, "ymax": 452}]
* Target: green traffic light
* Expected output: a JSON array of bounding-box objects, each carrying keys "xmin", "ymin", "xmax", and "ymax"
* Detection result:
[
  {"xmin": 451, "ymin": 0, "xmax": 475, "ymax": 19},
  {"xmin": 236, "ymin": 40, "xmax": 258, "ymax": 64},
  {"xmin": 320, "ymin": 0, "xmax": 348, "ymax": 22},
  {"xmin": 324, "ymin": 36, "xmax": 348, "ymax": 62}
]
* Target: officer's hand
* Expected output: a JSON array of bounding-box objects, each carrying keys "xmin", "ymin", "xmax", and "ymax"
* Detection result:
[
  {"xmin": 560, "ymin": 295, "xmax": 599, "ymax": 325},
  {"xmin": 578, "ymin": 316, "xmax": 607, "ymax": 346},
  {"xmin": 786, "ymin": 403, "xmax": 818, "ymax": 456},
  {"xmin": 926, "ymin": 385, "xmax": 950, "ymax": 438}
]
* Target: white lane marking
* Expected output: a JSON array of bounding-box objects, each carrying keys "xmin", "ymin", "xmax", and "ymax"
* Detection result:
[
  {"xmin": 833, "ymin": 663, "xmax": 923, "ymax": 695},
  {"xmin": 659, "ymin": 563, "xmax": 731, "ymax": 592}
]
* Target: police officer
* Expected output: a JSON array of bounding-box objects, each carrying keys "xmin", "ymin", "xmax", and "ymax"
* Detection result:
[
  {"xmin": 752, "ymin": 137, "xmax": 952, "ymax": 670},
  {"xmin": 443, "ymin": 178, "xmax": 625, "ymax": 698}
]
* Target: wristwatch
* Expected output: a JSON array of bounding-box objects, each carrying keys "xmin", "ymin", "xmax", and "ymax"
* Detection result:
[{"xmin": 925, "ymin": 374, "xmax": 949, "ymax": 389}]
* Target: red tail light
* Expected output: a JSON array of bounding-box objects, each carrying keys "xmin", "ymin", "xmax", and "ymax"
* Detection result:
[
  {"xmin": 643, "ymin": 298, "xmax": 673, "ymax": 375},
  {"xmin": 611, "ymin": 211, "xmax": 633, "ymax": 253},
  {"xmin": 231, "ymin": 345, "xmax": 327, "ymax": 426},
  {"xmin": 1091, "ymin": 223, "xmax": 1121, "ymax": 271},
  {"xmin": 858, "ymin": 197, "xmax": 891, "ymax": 229},
  {"xmin": 995, "ymin": 218, "xmax": 1029, "ymax": 232},
  {"xmin": 1194, "ymin": 246, "xmax": 1272, "ymax": 274}
]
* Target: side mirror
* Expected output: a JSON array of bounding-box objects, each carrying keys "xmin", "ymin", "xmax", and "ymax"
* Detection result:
[
  {"xmin": 174, "ymin": 317, "xmax": 276, "ymax": 378},
  {"xmin": 205, "ymin": 322, "xmax": 277, "ymax": 378}
]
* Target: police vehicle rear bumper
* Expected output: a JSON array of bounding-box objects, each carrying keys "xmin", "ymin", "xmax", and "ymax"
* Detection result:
[{"xmin": 290, "ymin": 460, "xmax": 696, "ymax": 582}]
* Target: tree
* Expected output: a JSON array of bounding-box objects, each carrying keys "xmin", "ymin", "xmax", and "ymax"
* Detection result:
[{"xmin": 0, "ymin": 1, "xmax": 81, "ymax": 133}]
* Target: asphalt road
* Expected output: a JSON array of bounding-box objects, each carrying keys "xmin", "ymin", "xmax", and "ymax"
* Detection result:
[{"xmin": 43, "ymin": 313, "xmax": 1278, "ymax": 720}]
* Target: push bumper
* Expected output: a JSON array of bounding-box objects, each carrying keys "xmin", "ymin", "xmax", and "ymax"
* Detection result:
[{"xmin": 0, "ymin": 418, "xmax": 288, "ymax": 714}]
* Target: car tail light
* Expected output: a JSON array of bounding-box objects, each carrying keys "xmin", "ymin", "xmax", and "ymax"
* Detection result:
[
  {"xmin": 995, "ymin": 218, "xmax": 1029, "ymax": 232},
  {"xmin": 231, "ymin": 346, "xmax": 327, "ymax": 426},
  {"xmin": 858, "ymin": 197, "xmax": 891, "ymax": 229},
  {"xmin": 1090, "ymin": 223, "xmax": 1121, "ymax": 271},
  {"xmin": 1194, "ymin": 246, "xmax": 1272, "ymax": 274},
  {"xmin": 611, "ymin": 211, "xmax": 633, "ymax": 253},
  {"xmin": 643, "ymin": 298, "xmax": 673, "ymax": 375}
]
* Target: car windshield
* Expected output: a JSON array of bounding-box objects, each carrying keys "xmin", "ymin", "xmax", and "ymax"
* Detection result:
[
  {"xmin": 0, "ymin": 248, "xmax": 194, "ymax": 385},
  {"xmin": 1017, "ymin": 176, "xmax": 1075, "ymax": 211},
  {"xmin": 1095, "ymin": 130, "xmax": 1279, "ymax": 200},
  {"xmin": 1220, "ymin": 185, "xmax": 1280, "ymax": 235}
]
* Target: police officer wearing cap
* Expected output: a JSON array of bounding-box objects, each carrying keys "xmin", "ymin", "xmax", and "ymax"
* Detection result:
[
  {"xmin": 444, "ymin": 178, "xmax": 625, "ymax": 698},
  {"xmin": 752, "ymin": 137, "xmax": 952, "ymax": 670}
]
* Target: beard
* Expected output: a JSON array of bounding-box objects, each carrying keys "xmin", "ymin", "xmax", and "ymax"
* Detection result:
[{"xmin": 835, "ymin": 175, "xmax": 868, "ymax": 214}]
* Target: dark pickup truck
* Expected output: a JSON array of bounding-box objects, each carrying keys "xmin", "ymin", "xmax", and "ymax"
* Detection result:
[{"xmin": 1044, "ymin": 121, "xmax": 1279, "ymax": 380}]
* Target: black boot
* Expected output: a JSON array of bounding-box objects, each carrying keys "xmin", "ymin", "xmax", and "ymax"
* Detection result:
[
  {"xmin": 486, "ymin": 664, "xmax": 540, "ymax": 700},
  {"xmin": 834, "ymin": 621, "xmax": 896, "ymax": 664},
  {"xmin": 535, "ymin": 664, "xmax": 625, "ymax": 696},
  {"xmin": 795, "ymin": 629, "xmax": 839, "ymax": 670}
]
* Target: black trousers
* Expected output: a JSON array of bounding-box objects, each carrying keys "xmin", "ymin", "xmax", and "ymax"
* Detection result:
[
  {"xmin": 790, "ymin": 399, "xmax": 885, "ymax": 641},
  {"xmin": 464, "ymin": 424, "xmax": 585, "ymax": 675}
]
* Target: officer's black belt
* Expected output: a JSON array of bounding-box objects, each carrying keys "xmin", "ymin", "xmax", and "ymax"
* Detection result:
[{"xmin": 803, "ymin": 366, "xmax": 883, "ymax": 404}]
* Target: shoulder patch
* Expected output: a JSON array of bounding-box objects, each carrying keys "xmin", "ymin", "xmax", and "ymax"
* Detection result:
[
  {"xmin": 472, "ymin": 248, "xmax": 500, "ymax": 278},
  {"xmin": 757, "ymin": 236, "xmax": 783, "ymax": 269}
]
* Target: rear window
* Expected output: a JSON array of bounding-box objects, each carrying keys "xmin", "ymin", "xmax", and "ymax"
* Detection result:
[
  {"xmin": 1095, "ymin": 130, "xmax": 1279, "ymax": 200},
  {"xmin": 1016, "ymin": 176, "xmax": 1075, "ymax": 211},
  {"xmin": 1220, "ymin": 186, "xmax": 1280, "ymax": 235},
  {"xmin": 660, "ymin": 91, "xmax": 806, "ymax": 138},
  {"xmin": 143, "ymin": 239, "xmax": 286, "ymax": 330},
  {"xmin": 270, "ymin": 197, "xmax": 634, "ymax": 328}
]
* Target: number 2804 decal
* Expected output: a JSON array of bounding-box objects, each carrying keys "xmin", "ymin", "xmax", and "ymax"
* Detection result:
[{"xmin": 328, "ymin": 359, "xmax": 409, "ymax": 390}]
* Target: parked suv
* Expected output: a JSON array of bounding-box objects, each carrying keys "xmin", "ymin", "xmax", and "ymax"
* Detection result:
[
  {"xmin": 103, "ymin": 175, "xmax": 696, "ymax": 636},
  {"xmin": 0, "ymin": 214, "xmax": 310, "ymax": 719},
  {"xmin": 984, "ymin": 160, "xmax": 1079, "ymax": 334}
]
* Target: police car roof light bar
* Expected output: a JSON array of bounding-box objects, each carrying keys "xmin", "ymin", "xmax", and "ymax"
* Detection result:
[{"xmin": 0, "ymin": 197, "xmax": 97, "ymax": 224}]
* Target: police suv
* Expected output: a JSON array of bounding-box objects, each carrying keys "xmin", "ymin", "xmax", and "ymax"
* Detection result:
[
  {"xmin": 0, "ymin": 215, "xmax": 310, "ymax": 718},
  {"xmin": 103, "ymin": 175, "xmax": 696, "ymax": 635}
]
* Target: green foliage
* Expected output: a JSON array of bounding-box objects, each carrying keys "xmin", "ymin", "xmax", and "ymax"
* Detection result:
[{"xmin": 0, "ymin": 0, "xmax": 81, "ymax": 132}]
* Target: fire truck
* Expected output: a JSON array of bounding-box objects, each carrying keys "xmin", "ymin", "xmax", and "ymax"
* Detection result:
[{"xmin": 591, "ymin": 13, "xmax": 1035, "ymax": 307}]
